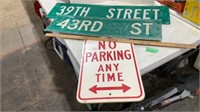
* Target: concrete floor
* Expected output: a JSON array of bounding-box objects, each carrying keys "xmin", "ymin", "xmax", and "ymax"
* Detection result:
[
  {"xmin": 0, "ymin": 0, "xmax": 199, "ymax": 111},
  {"xmin": 0, "ymin": 0, "xmax": 87, "ymax": 111}
]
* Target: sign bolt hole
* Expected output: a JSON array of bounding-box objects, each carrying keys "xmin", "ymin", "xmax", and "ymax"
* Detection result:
[{"xmin": 109, "ymin": 93, "xmax": 112, "ymax": 95}]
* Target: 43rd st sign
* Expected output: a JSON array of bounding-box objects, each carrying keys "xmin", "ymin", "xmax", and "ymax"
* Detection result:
[{"xmin": 77, "ymin": 40, "xmax": 145, "ymax": 103}]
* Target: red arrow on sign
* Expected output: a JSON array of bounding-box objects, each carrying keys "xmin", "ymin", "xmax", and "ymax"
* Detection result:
[{"xmin": 89, "ymin": 84, "xmax": 131, "ymax": 94}]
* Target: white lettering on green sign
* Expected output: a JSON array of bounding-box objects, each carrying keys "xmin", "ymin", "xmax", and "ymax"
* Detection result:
[
  {"xmin": 47, "ymin": 3, "xmax": 170, "ymax": 24},
  {"xmin": 56, "ymin": 19, "xmax": 103, "ymax": 32},
  {"xmin": 45, "ymin": 16, "xmax": 162, "ymax": 40},
  {"xmin": 106, "ymin": 8, "xmax": 160, "ymax": 20},
  {"xmin": 56, "ymin": 18, "xmax": 154, "ymax": 35},
  {"xmin": 56, "ymin": 6, "xmax": 91, "ymax": 17},
  {"xmin": 130, "ymin": 23, "xmax": 153, "ymax": 35}
]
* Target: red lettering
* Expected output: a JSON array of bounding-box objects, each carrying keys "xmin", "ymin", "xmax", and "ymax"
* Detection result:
[
  {"xmin": 117, "ymin": 50, "xmax": 124, "ymax": 60},
  {"xmin": 113, "ymin": 51, "xmax": 116, "ymax": 60},
  {"xmin": 124, "ymin": 50, "xmax": 131, "ymax": 60},
  {"xmin": 96, "ymin": 72, "xmax": 124, "ymax": 82},
  {"xmin": 105, "ymin": 64, "xmax": 112, "ymax": 72},
  {"xmin": 102, "ymin": 73, "xmax": 105, "ymax": 82},
  {"xmin": 98, "ymin": 41, "xmax": 105, "ymax": 50},
  {"xmin": 106, "ymin": 51, "xmax": 113, "ymax": 61},
  {"xmin": 85, "ymin": 52, "xmax": 92, "ymax": 62},
  {"xmin": 97, "ymin": 64, "xmax": 104, "ymax": 72},
  {"xmin": 108, "ymin": 41, "xmax": 116, "ymax": 49},
  {"xmin": 107, "ymin": 73, "xmax": 115, "ymax": 82},
  {"xmin": 91, "ymin": 52, "xmax": 98, "ymax": 62},
  {"xmin": 118, "ymin": 72, "xmax": 124, "ymax": 81},
  {"xmin": 100, "ymin": 51, "xmax": 106, "ymax": 61},
  {"xmin": 113, "ymin": 63, "xmax": 119, "ymax": 71},
  {"xmin": 96, "ymin": 73, "xmax": 101, "ymax": 82}
]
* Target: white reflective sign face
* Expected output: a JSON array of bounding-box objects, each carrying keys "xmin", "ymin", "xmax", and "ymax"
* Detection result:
[{"xmin": 77, "ymin": 40, "xmax": 145, "ymax": 103}]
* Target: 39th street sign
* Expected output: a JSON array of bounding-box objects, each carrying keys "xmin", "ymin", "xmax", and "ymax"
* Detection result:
[
  {"xmin": 45, "ymin": 16, "xmax": 162, "ymax": 40},
  {"xmin": 47, "ymin": 3, "xmax": 170, "ymax": 24},
  {"xmin": 77, "ymin": 40, "xmax": 145, "ymax": 103}
]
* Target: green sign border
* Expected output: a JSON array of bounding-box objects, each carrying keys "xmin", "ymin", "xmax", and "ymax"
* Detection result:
[
  {"xmin": 47, "ymin": 3, "xmax": 170, "ymax": 24},
  {"xmin": 45, "ymin": 16, "xmax": 162, "ymax": 41}
]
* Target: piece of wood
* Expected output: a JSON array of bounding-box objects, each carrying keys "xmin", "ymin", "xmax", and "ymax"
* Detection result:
[{"xmin": 45, "ymin": 33, "xmax": 197, "ymax": 49}]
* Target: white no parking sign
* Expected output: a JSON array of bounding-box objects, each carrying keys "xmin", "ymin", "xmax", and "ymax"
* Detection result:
[{"xmin": 77, "ymin": 40, "xmax": 145, "ymax": 103}]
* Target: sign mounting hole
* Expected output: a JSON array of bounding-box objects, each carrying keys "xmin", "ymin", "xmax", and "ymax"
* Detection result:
[{"xmin": 109, "ymin": 93, "xmax": 112, "ymax": 96}]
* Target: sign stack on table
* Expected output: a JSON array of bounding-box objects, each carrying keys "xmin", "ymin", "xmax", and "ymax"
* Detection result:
[
  {"xmin": 45, "ymin": 3, "xmax": 170, "ymax": 103},
  {"xmin": 45, "ymin": 3, "xmax": 170, "ymax": 40}
]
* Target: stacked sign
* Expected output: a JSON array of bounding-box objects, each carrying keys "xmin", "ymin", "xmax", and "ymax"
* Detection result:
[
  {"xmin": 45, "ymin": 3, "xmax": 170, "ymax": 40},
  {"xmin": 77, "ymin": 40, "xmax": 145, "ymax": 103},
  {"xmin": 45, "ymin": 3, "xmax": 170, "ymax": 103}
]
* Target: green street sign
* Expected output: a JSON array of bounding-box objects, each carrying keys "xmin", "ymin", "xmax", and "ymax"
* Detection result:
[
  {"xmin": 45, "ymin": 16, "xmax": 162, "ymax": 40},
  {"xmin": 47, "ymin": 3, "xmax": 170, "ymax": 24}
]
